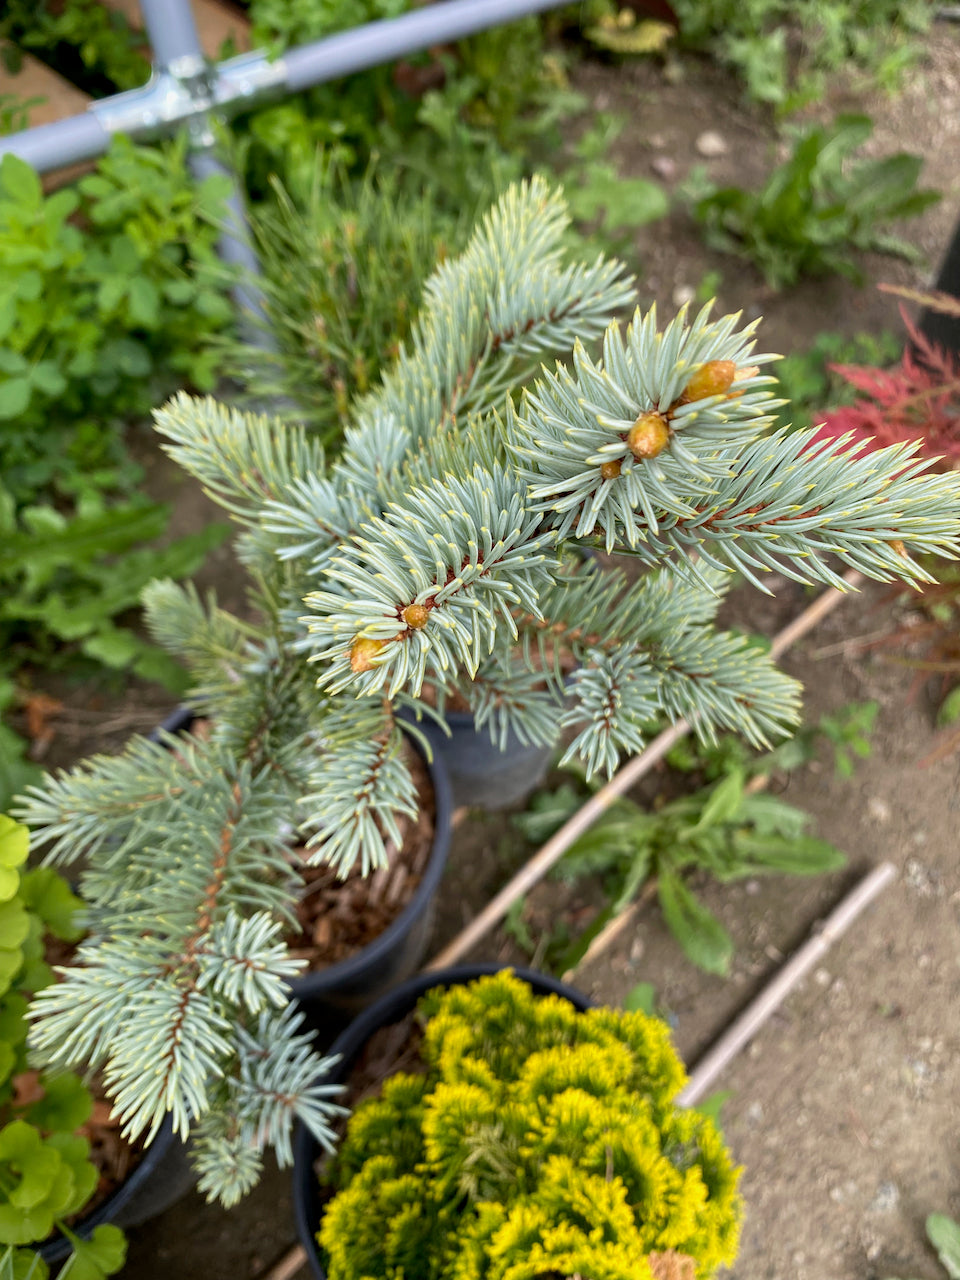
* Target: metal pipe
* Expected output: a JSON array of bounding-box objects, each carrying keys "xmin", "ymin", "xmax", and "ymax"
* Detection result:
[
  {"xmin": 0, "ymin": 0, "xmax": 566, "ymax": 171},
  {"xmin": 137, "ymin": 0, "xmax": 273, "ymax": 346},
  {"xmin": 189, "ymin": 149, "xmax": 273, "ymax": 344},
  {"xmin": 1, "ymin": 111, "xmax": 110, "ymax": 171},
  {"xmin": 137, "ymin": 0, "xmax": 205, "ymax": 70},
  {"xmin": 0, "ymin": 0, "xmax": 570, "ymax": 344},
  {"xmin": 284, "ymin": 0, "xmax": 570, "ymax": 91}
]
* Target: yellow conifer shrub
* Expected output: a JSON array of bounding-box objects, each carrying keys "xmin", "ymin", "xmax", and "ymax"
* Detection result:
[{"xmin": 318, "ymin": 972, "xmax": 741, "ymax": 1280}]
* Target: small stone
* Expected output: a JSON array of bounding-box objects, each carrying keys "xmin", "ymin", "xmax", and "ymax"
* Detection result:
[
  {"xmin": 695, "ymin": 129, "xmax": 728, "ymax": 157},
  {"xmin": 867, "ymin": 796, "xmax": 891, "ymax": 824},
  {"xmin": 629, "ymin": 937, "xmax": 645, "ymax": 962},
  {"xmin": 672, "ymin": 284, "xmax": 696, "ymax": 307},
  {"xmin": 651, "ymin": 155, "xmax": 677, "ymax": 180},
  {"xmin": 904, "ymin": 858, "xmax": 943, "ymax": 898},
  {"xmin": 649, "ymin": 132, "xmax": 666, "ymax": 148},
  {"xmin": 745, "ymin": 879, "xmax": 761, "ymax": 896},
  {"xmin": 814, "ymin": 967, "xmax": 831, "ymax": 987},
  {"xmin": 868, "ymin": 1182, "xmax": 899, "ymax": 1214},
  {"xmin": 746, "ymin": 1101, "xmax": 763, "ymax": 1124},
  {"xmin": 594, "ymin": 92, "xmax": 611, "ymax": 111}
]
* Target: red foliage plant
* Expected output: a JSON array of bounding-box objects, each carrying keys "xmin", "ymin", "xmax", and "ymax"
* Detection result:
[
  {"xmin": 809, "ymin": 291, "xmax": 960, "ymax": 471},
  {"xmin": 809, "ymin": 287, "xmax": 960, "ymax": 763}
]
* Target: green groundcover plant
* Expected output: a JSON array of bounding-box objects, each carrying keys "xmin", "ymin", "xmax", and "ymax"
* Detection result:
[
  {"xmin": 690, "ymin": 114, "xmax": 939, "ymax": 289},
  {"xmin": 672, "ymin": 0, "xmax": 931, "ymax": 110},
  {"xmin": 0, "ymin": 815, "xmax": 126, "ymax": 1280},
  {"xmin": 318, "ymin": 970, "xmax": 741, "ymax": 1280},
  {"xmin": 515, "ymin": 763, "xmax": 846, "ymax": 975},
  {"xmin": 14, "ymin": 178, "xmax": 960, "ymax": 1206},
  {"xmin": 0, "ymin": 139, "xmax": 232, "ymax": 506}
]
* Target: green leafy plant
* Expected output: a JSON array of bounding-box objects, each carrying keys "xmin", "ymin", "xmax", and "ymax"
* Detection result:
[
  {"xmin": 0, "ymin": 138, "xmax": 232, "ymax": 505},
  {"xmin": 0, "ymin": 0, "xmax": 149, "ymax": 94},
  {"xmin": 240, "ymin": 0, "xmax": 561, "ymax": 202},
  {"xmin": 516, "ymin": 763, "xmax": 845, "ymax": 974},
  {"xmin": 14, "ymin": 178, "xmax": 960, "ymax": 1206},
  {"xmin": 319, "ymin": 970, "xmax": 742, "ymax": 1280},
  {"xmin": 816, "ymin": 700, "xmax": 879, "ymax": 777},
  {"xmin": 666, "ymin": 702, "xmax": 879, "ymax": 780},
  {"xmin": 689, "ymin": 114, "xmax": 939, "ymax": 288},
  {"xmin": 0, "ymin": 95, "xmax": 40, "ymax": 137},
  {"xmin": 562, "ymin": 113, "xmax": 669, "ymax": 254},
  {"xmin": 0, "ymin": 137, "xmax": 234, "ymax": 801},
  {"xmin": 671, "ymin": 0, "xmax": 931, "ymax": 110},
  {"xmin": 0, "ymin": 815, "xmax": 126, "ymax": 1279},
  {"xmin": 887, "ymin": 1212, "xmax": 960, "ymax": 1280},
  {"xmin": 0, "ymin": 489, "xmax": 230, "ymax": 805}
]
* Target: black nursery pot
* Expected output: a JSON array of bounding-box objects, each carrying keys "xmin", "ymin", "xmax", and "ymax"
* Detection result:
[
  {"xmin": 291, "ymin": 964, "xmax": 593, "ymax": 1280},
  {"xmin": 39, "ymin": 1117, "xmax": 194, "ymax": 1270},
  {"xmin": 405, "ymin": 710, "xmax": 553, "ymax": 809},
  {"xmin": 153, "ymin": 708, "xmax": 455, "ymax": 1015}
]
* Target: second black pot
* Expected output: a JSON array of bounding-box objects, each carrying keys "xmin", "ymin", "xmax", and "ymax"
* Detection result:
[{"xmin": 406, "ymin": 710, "xmax": 553, "ymax": 809}]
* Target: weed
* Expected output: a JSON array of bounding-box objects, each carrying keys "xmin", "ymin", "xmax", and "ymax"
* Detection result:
[
  {"xmin": 887, "ymin": 1212, "xmax": 960, "ymax": 1279},
  {"xmin": 666, "ymin": 704, "xmax": 879, "ymax": 779},
  {"xmin": 1, "ymin": 0, "xmax": 149, "ymax": 94},
  {"xmin": 671, "ymin": 0, "xmax": 931, "ymax": 111},
  {"xmin": 562, "ymin": 114, "xmax": 670, "ymax": 254},
  {"xmin": 817, "ymin": 701, "xmax": 879, "ymax": 778},
  {"xmin": 772, "ymin": 329, "xmax": 900, "ymax": 433},
  {"xmin": 0, "ymin": 139, "xmax": 232, "ymax": 505},
  {"xmin": 514, "ymin": 762, "xmax": 845, "ymax": 975},
  {"xmin": 221, "ymin": 163, "xmax": 475, "ymax": 444},
  {"xmin": 688, "ymin": 114, "xmax": 939, "ymax": 289}
]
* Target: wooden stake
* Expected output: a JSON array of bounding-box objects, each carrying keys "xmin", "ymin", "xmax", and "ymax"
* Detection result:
[
  {"xmin": 676, "ymin": 860, "xmax": 896, "ymax": 1106},
  {"xmin": 261, "ymin": 1243, "xmax": 307, "ymax": 1280}
]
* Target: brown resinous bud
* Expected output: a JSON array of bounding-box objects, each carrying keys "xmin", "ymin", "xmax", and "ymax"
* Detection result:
[
  {"xmin": 402, "ymin": 603, "xmax": 430, "ymax": 630},
  {"xmin": 350, "ymin": 635, "xmax": 386, "ymax": 673},
  {"xmin": 627, "ymin": 411, "xmax": 670, "ymax": 461},
  {"xmin": 600, "ymin": 458, "xmax": 622, "ymax": 480},
  {"xmin": 680, "ymin": 359, "xmax": 737, "ymax": 403}
]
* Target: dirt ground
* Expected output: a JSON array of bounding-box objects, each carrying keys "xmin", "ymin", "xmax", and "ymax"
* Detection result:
[{"xmin": 30, "ymin": 20, "xmax": 960, "ymax": 1280}]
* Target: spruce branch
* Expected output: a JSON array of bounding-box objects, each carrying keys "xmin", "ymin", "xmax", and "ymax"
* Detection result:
[
  {"xmin": 463, "ymin": 656, "xmax": 565, "ymax": 752},
  {"xmin": 195, "ymin": 910, "xmax": 305, "ymax": 1013},
  {"xmin": 508, "ymin": 303, "xmax": 782, "ymax": 549},
  {"xmin": 559, "ymin": 651, "xmax": 661, "ymax": 778},
  {"xmin": 300, "ymin": 725, "xmax": 417, "ymax": 877},
  {"xmin": 302, "ymin": 464, "xmax": 557, "ymax": 698},
  {"xmin": 190, "ymin": 1120, "xmax": 264, "ymax": 1209},
  {"xmin": 153, "ymin": 394, "xmax": 326, "ymax": 524},
  {"xmin": 618, "ymin": 431, "xmax": 960, "ymax": 590},
  {"xmin": 229, "ymin": 1005, "xmax": 345, "ymax": 1167},
  {"xmin": 141, "ymin": 579, "xmax": 255, "ymax": 702},
  {"xmin": 648, "ymin": 628, "xmax": 802, "ymax": 747},
  {"xmin": 14, "ymin": 734, "xmax": 202, "ymax": 866},
  {"xmin": 336, "ymin": 178, "xmax": 633, "ymax": 504}
]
